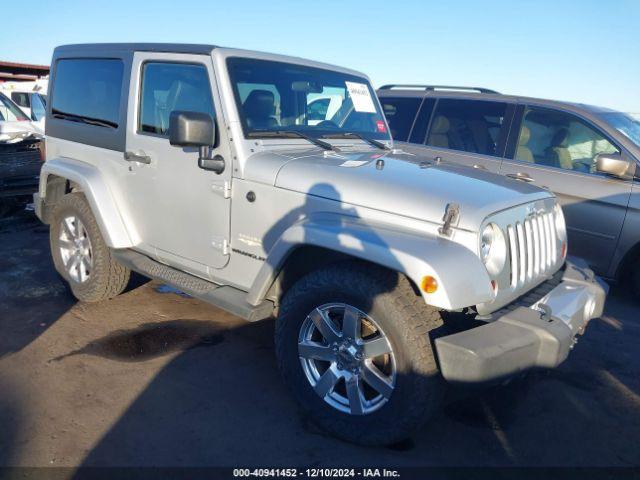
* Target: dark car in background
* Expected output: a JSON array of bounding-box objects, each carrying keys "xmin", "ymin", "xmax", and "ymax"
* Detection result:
[
  {"xmin": 377, "ymin": 85, "xmax": 640, "ymax": 293},
  {"xmin": 0, "ymin": 92, "xmax": 43, "ymax": 203}
]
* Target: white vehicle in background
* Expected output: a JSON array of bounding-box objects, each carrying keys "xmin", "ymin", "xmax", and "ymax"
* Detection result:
[
  {"xmin": 307, "ymin": 94, "xmax": 342, "ymax": 125},
  {"xmin": 0, "ymin": 92, "xmax": 43, "ymax": 141},
  {"xmin": 0, "ymin": 80, "xmax": 48, "ymax": 127}
]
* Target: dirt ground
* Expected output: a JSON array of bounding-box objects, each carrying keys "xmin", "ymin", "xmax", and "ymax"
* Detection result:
[{"xmin": 1, "ymin": 200, "xmax": 639, "ymax": 469}]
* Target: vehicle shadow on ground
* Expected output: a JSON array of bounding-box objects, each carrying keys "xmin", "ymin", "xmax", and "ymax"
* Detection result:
[
  {"xmin": 71, "ymin": 176, "xmax": 640, "ymax": 468},
  {"xmin": 71, "ymin": 289, "xmax": 640, "ymax": 468},
  {"xmin": 0, "ymin": 201, "xmax": 75, "ymax": 358},
  {"xmin": 3, "ymin": 185, "xmax": 639, "ymax": 468},
  {"xmin": 0, "ymin": 200, "xmax": 148, "ymax": 359},
  {"xmin": 0, "ymin": 377, "xmax": 23, "ymax": 468}
]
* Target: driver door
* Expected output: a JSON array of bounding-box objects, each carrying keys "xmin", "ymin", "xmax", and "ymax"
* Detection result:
[{"xmin": 122, "ymin": 52, "xmax": 233, "ymax": 279}]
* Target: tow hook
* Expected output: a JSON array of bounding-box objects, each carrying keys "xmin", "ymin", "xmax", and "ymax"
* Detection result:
[
  {"xmin": 570, "ymin": 337, "xmax": 579, "ymax": 350},
  {"xmin": 537, "ymin": 303, "xmax": 553, "ymax": 322}
]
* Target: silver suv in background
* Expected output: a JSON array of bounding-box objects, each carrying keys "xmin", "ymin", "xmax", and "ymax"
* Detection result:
[
  {"xmin": 377, "ymin": 85, "xmax": 640, "ymax": 293},
  {"xmin": 34, "ymin": 46, "xmax": 607, "ymax": 445}
]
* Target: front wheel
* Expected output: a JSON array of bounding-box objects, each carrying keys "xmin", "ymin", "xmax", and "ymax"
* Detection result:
[{"xmin": 275, "ymin": 262, "xmax": 445, "ymax": 445}]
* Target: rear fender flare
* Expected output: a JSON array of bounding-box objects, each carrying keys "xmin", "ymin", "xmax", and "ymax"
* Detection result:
[{"xmin": 40, "ymin": 157, "xmax": 136, "ymax": 248}]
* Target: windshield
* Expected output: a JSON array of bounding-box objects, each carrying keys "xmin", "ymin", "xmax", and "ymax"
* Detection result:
[
  {"xmin": 0, "ymin": 93, "xmax": 30, "ymax": 122},
  {"xmin": 599, "ymin": 112, "xmax": 640, "ymax": 148},
  {"xmin": 227, "ymin": 57, "xmax": 390, "ymax": 141}
]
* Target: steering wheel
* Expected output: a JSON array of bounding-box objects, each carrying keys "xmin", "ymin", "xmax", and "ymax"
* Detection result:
[{"xmin": 572, "ymin": 160, "xmax": 593, "ymax": 173}]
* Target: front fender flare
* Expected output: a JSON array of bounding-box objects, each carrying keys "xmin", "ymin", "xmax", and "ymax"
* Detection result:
[
  {"xmin": 247, "ymin": 215, "xmax": 493, "ymax": 310},
  {"xmin": 40, "ymin": 157, "xmax": 136, "ymax": 248}
]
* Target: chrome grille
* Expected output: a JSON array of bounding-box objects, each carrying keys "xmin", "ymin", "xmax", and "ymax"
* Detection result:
[{"xmin": 507, "ymin": 210, "xmax": 559, "ymax": 289}]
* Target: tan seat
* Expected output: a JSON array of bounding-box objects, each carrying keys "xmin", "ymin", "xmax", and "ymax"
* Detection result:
[
  {"xmin": 428, "ymin": 115, "xmax": 450, "ymax": 148},
  {"xmin": 547, "ymin": 128, "xmax": 573, "ymax": 170},
  {"xmin": 516, "ymin": 126, "xmax": 534, "ymax": 162}
]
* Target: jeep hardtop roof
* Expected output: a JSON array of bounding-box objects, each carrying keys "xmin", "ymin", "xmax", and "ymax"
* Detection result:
[
  {"xmin": 52, "ymin": 43, "xmax": 367, "ymax": 79},
  {"xmin": 54, "ymin": 43, "xmax": 218, "ymax": 57}
]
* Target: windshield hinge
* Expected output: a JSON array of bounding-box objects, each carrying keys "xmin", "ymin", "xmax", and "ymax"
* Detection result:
[
  {"xmin": 439, "ymin": 203, "xmax": 460, "ymax": 237},
  {"xmin": 211, "ymin": 181, "xmax": 231, "ymax": 199}
]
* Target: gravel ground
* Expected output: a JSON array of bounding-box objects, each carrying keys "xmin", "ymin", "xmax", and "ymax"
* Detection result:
[{"xmin": 0, "ymin": 200, "xmax": 639, "ymax": 470}]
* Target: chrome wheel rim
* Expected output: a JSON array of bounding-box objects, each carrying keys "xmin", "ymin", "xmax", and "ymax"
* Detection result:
[
  {"xmin": 298, "ymin": 303, "xmax": 396, "ymax": 416},
  {"xmin": 58, "ymin": 215, "xmax": 93, "ymax": 283}
]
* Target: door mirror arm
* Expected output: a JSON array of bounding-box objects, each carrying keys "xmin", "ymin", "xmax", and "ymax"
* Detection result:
[
  {"xmin": 169, "ymin": 110, "xmax": 225, "ymax": 174},
  {"xmin": 198, "ymin": 146, "xmax": 225, "ymax": 174}
]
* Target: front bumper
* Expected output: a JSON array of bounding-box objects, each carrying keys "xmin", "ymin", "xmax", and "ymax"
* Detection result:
[
  {"xmin": 435, "ymin": 257, "xmax": 608, "ymax": 383},
  {"xmin": 33, "ymin": 192, "xmax": 45, "ymax": 222}
]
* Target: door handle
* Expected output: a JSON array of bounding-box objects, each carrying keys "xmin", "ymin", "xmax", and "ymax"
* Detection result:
[
  {"xmin": 472, "ymin": 164, "xmax": 487, "ymax": 170},
  {"xmin": 124, "ymin": 150, "xmax": 151, "ymax": 164},
  {"xmin": 506, "ymin": 172, "xmax": 534, "ymax": 183}
]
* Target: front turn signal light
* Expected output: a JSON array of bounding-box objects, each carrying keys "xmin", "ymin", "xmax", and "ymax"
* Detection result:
[{"xmin": 421, "ymin": 276, "xmax": 438, "ymax": 294}]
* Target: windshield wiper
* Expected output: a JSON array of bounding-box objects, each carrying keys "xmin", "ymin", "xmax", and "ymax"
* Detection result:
[
  {"xmin": 321, "ymin": 132, "xmax": 390, "ymax": 151},
  {"xmin": 248, "ymin": 130, "xmax": 339, "ymax": 151},
  {"xmin": 51, "ymin": 109, "xmax": 118, "ymax": 129}
]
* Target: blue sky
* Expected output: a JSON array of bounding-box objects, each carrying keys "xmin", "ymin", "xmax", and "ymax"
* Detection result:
[{"xmin": 2, "ymin": 0, "xmax": 639, "ymax": 112}]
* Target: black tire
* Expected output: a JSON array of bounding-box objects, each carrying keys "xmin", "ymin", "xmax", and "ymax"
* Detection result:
[
  {"xmin": 630, "ymin": 265, "xmax": 640, "ymax": 299},
  {"xmin": 50, "ymin": 192, "xmax": 130, "ymax": 302},
  {"xmin": 275, "ymin": 261, "xmax": 445, "ymax": 446}
]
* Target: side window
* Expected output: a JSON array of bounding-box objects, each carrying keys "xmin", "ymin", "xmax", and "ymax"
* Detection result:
[
  {"xmin": 11, "ymin": 92, "xmax": 30, "ymax": 108},
  {"xmin": 516, "ymin": 107, "xmax": 619, "ymax": 173},
  {"xmin": 408, "ymin": 98, "xmax": 435, "ymax": 144},
  {"xmin": 139, "ymin": 62, "xmax": 215, "ymax": 136},
  {"xmin": 30, "ymin": 93, "xmax": 46, "ymax": 121},
  {"xmin": 426, "ymin": 99, "xmax": 508, "ymax": 157},
  {"xmin": 52, "ymin": 59, "xmax": 124, "ymax": 127},
  {"xmin": 379, "ymin": 97, "xmax": 421, "ymax": 142}
]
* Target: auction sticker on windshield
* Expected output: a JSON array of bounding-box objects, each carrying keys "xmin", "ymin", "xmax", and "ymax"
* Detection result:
[{"xmin": 345, "ymin": 81, "xmax": 376, "ymax": 113}]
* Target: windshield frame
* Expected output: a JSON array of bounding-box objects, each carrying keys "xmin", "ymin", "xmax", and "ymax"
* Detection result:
[{"xmin": 226, "ymin": 56, "xmax": 391, "ymax": 143}]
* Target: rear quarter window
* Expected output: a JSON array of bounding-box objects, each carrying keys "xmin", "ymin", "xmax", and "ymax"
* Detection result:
[{"xmin": 52, "ymin": 59, "xmax": 124, "ymax": 127}]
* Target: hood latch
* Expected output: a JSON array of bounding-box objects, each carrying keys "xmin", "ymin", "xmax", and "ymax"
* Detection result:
[{"xmin": 439, "ymin": 203, "xmax": 460, "ymax": 237}]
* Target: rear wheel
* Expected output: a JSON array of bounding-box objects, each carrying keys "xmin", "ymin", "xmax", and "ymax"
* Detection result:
[
  {"xmin": 275, "ymin": 262, "xmax": 445, "ymax": 445},
  {"xmin": 50, "ymin": 192, "xmax": 130, "ymax": 302}
]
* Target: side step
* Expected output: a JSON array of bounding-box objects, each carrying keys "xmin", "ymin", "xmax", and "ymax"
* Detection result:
[{"xmin": 112, "ymin": 249, "xmax": 274, "ymax": 322}]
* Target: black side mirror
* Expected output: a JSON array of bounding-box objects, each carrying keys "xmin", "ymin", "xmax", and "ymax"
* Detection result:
[
  {"xmin": 169, "ymin": 111, "xmax": 215, "ymax": 147},
  {"xmin": 169, "ymin": 110, "xmax": 225, "ymax": 174}
]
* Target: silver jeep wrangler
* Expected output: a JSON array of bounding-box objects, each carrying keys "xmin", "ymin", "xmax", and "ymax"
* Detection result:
[{"xmin": 34, "ymin": 43, "xmax": 607, "ymax": 445}]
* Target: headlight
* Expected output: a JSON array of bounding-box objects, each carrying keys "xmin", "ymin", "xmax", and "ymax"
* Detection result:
[
  {"xmin": 554, "ymin": 203, "xmax": 567, "ymax": 240},
  {"xmin": 480, "ymin": 223, "xmax": 507, "ymax": 275}
]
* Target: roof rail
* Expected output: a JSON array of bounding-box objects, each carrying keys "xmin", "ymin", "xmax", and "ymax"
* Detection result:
[{"xmin": 378, "ymin": 85, "xmax": 500, "ymax": 94}]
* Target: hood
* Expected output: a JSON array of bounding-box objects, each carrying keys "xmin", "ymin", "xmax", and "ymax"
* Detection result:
[
  {"xmin": 0, "ymin": 121, "xmax": 43, "ymax": 143},
  {"xmin": 272, "ymin": 149, "xmax": 553, "ymax": 231}
]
